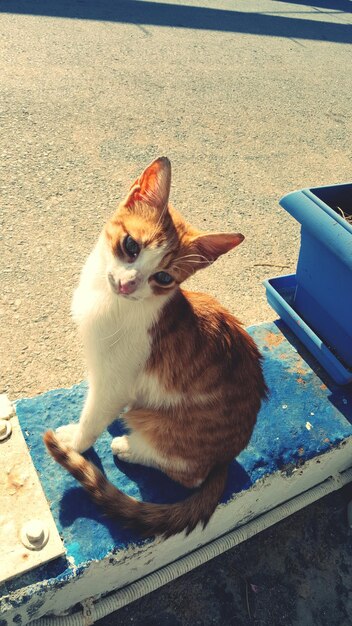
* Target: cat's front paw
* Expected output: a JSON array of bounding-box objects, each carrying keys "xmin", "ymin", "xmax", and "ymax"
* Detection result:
[
  {"xmin": 111, "ymin": 435, "xmax": 132, "ymax": 461},
  {"xmin": 55, "ymin": 424, "xmax": 87, "ymax": 453}
]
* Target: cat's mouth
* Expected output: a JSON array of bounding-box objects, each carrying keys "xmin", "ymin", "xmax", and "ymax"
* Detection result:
[{"xmin": 108, "ymin": 273, "xmax": 141, "ymax": 300}]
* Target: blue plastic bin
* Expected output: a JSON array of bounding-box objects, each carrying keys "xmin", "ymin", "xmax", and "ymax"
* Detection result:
[
  {"xmin": 264, "ymin": 274, "xmax": 352, "ymax": 385},
  {"xmin": 279, "ymin": 183, "xmax": 352, "ymax": 369}
]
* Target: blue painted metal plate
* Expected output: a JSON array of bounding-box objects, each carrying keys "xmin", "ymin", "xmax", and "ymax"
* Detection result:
[{"xmin": 1, "ymin": 321, "xmax": 352, "ymax": 602}]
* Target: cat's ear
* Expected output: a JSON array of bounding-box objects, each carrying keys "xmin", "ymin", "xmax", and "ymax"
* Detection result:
[
  {"xmin": 124, "ymin": 157, "xmax": 171, "ymax": 211},
  {"xmin": 192, "ymin": 232, "xmax": 244, "ymax": 263}
]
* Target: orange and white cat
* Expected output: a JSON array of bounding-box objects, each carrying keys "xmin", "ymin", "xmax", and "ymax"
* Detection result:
[{"xmin": 44, "ymin": 157, "xmax": 267, "ymax": 537}]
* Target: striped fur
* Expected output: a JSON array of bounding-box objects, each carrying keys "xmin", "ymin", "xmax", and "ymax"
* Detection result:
[{"xmin": 43, "ymin": 157, "xmax": 267, "ymax": 538}]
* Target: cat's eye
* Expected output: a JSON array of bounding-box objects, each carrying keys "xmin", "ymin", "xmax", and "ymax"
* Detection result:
[
  {"xmin": 123, "ymin": 235, "xmax": 140, "ymax": 259},
  {"xmin": 153, "ymin": 271, "xmax": 174, "ymax": 286}
]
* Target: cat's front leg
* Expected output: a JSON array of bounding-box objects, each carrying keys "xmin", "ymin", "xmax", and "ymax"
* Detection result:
[{"xmin": 56, "ymin": 386, "xmax": 126, "ymax": 453}]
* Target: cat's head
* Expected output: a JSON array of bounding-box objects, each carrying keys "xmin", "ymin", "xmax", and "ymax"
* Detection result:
[{"xmin": 104, "ymin": 157, "xmax": 244, "ymax": 301}]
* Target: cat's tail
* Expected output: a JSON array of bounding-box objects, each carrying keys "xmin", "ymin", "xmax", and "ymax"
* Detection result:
[{"xmin": 43, "ymin": 430, "xmax": 228, "ymax": 538}]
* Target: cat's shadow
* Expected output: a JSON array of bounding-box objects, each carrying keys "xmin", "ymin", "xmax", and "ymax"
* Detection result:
[
  {"xmin": 58, "ymin": 419, "xmax": 252, "ymax": 540},
  {"xmin": 108, "ymin": 420, "xmax": 252, "ymax": 504}
]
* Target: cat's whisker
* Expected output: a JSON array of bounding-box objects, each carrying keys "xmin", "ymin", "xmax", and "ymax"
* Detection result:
[
  {"xmin": 109, "ymin": 331, "xmax": 126, "ymax": 349},
  {"xmin": 101, "ymin": 325, "xmax": 125, "ymax": 341},
  {"xmin": 176, "ymin": 254, "xmax": 204, "ymax": 260},
  {"xmin": 170, "ymin": 264, "xmax": 184, "ymax": 272},
  {"xmin": 171, "ymin": 264, "xmax": 194, "ymax": 275},
  {"xmin": 175, "ymin": 256, "xmax": 209, "ymax": 265},
  {"xmin": 177, "ymin": 254, "xmax": 211, "ymax": 264},
  {"xmin": 172, "ymin": 259, "xmax": 210, "ymax": 274},
  {"xmin": 181, "ymin": 259, "xmax": 210, "ymax": 265},
  {"xmin": 171, "ymin": 263, "xmax": 198, "ymax": 275},
  {"xmin": 175, "ymin": 262, "xmax": 210, "ymax": 270}
]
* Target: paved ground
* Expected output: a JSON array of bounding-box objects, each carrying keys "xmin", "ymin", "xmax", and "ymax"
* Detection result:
[{"xmin": 1, "ymin": 0, "xmax": 352, "ymax": 624}]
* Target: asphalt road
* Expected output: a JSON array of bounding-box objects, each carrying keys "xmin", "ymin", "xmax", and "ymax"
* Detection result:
[{"xmin": 1, "ymin": 0, "xmax": 352, "ymax": 624}]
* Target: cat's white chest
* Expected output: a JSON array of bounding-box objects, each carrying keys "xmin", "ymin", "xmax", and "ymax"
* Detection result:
[
  {"xmin": 72, "ymin": 279, "xmax": 159, "ymax": 406},
  {"xmin": 84, "ymin": 300, "xmax": 152, "ymax": 381},
  {"xmin": 71, "ymin": 241, "xmax": 174, "ymax": 409}
]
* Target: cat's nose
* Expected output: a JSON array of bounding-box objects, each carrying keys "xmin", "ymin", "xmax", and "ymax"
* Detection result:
[{"xmin": 118, "ymin": 278, "xmax": 138, "ymax": 295}]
